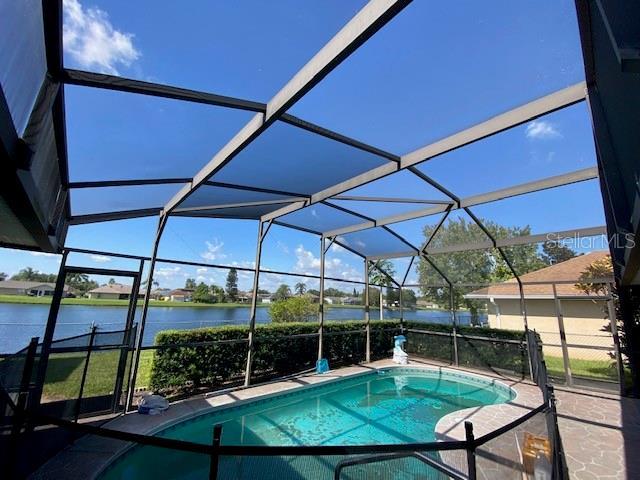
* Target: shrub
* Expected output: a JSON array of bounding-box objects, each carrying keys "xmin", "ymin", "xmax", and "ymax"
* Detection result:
[
  {"xmin": 149, "ymin": 320, "xmax": 531, "ymax": 393},
  {"xmin": 269, "ymin": 297, "xmax": 318, "ymax": 323},
  {"xmin": 150, "ymin": 320, "xmax": 398, "ymax": 393}
]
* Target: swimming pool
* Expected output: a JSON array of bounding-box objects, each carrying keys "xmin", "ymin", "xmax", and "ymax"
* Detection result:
[{"xmin": 100, "ymin": 367, "xmax": 514, "ymax": 479}]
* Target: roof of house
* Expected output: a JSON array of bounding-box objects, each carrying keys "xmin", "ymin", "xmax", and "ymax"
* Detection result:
[
  {"xmin": 89, "ymin": 283, "xmax": 135, "ymax": 295},
  {"xmin": 0, "ymin": 280, "xmax": 69, "ymax": 291},
  {"xmin": 465, "ymin": 251, "xmax": 612, "ymax": 300},
  {"xmin": 169, "ymin": 288, "xmax": 193, "ymax": 296},
  {"xmin": 151, "ymin": 288, "xmax": 171, "ymax": 294}
]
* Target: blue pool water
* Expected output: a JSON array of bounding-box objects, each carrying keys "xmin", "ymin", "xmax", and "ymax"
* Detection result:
[{"xmin": 101, "ymin": 368, "xmax": 514, "ymax": 479}]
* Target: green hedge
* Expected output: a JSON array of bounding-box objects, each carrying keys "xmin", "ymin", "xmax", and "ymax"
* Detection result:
[
  {"xmin": 149, "ymin": 320, "xmax": 530, "ymax": 393},
  {"xmin": 150, "ymin": 321, "xmax": 399, "ymax": 393}
]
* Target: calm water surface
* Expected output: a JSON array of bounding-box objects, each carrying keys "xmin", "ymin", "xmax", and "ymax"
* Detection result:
[{"xmin": 0, "ymin": 303, "xmax": 482, "ymax": 353}]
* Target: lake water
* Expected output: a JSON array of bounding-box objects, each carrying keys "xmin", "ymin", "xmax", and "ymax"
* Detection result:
[{"xmin": 0, "ymin": 303, "xmax": 482, "ymax": 353}]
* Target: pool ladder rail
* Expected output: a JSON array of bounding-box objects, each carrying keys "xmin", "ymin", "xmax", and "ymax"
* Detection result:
[{"xmin": 334, "ymin": 450, "xmax": 467, "ymax": 480}]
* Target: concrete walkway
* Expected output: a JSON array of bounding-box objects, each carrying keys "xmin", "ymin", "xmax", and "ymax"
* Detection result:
[{"xmin": 554, "ymin": 387, "xmax": 640, "ymax": 480}]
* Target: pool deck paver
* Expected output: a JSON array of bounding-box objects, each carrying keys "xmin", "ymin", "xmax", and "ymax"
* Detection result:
[
  {"xmin": 553, "ymin": 386, "xmax": 640, "ymax": 480},
  {"xmin": 29, "ymin": 359, "xmax": 639, "ymax": 479}
]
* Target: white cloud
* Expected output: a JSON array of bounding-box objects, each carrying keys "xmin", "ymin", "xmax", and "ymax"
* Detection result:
[
  {"xmin": 63, "ymin": 0, "xmax": 140, "ymax": 75},
  {"xmin": 196, "ymin": 267, "xmax": 208, "ymax": 274},
  {"xmin": 276, "ymin": 241, "xmax": 290, "ymax": 254},
  {"xmin": 294, "ymin": 244, "xmax": 320, "ymax": 272},
  {"xmin": 525, "ymin": 120, "xmax": 562, "ymax": 140},
  {"xmin": 201, "ymin": 238, "xmax": 227, "ymax": 262},
  {"xmin": 29, "ymin": 252, "xmax": 57, "ymax": 258},
  {"xmin": 231, "ymin": 260, "xmax": 255, "ymax": 269},
  {"xmin": 154, "ymin": 266, "xmax": 185, "ymax": 279},
  {"xmin": 293, "ymin": 244, "xmax": 361, "ymax": 282},
  {"xmin": 90, "ymin": 254, "xmax": 110, "ymax": 263},
  {"xmin": 330, "ymin": 243, "xmax": 345, "ymax": 253},
  {"xmin": 335, "ymin": 235, "xmax": 366, "ymax": 251}
]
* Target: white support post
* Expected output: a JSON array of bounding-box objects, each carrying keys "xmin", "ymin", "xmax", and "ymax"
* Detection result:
[
  {"xmin": 450, "ymin": 284, "xmax": 459, "ymax": 366},
  {"xmin": 126, "ymin": 213, "xmax": 167, "ymax": 411},
  {"xmin": 244, "ymin": 220, "xmax": 265, "ymax": 387},
  {"xmin": 399, "ymin": 286, "xmax": 404, "ymax": 333},
  {"xmin": 553, "ymin": 284, "xmax": 573, "ymax": 387},
  {"xmin": 364, "ymin": 260, "xmax": 371, "ymax": 363},
  {"xmin": 318, "ymin": 236, "xmax": 326, "ymax": 361}
]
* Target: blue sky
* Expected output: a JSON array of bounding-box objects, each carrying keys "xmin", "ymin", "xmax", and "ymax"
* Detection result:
[{"xmin": 0, "ymin": 0, "xmax": 609, "ymax": 291}]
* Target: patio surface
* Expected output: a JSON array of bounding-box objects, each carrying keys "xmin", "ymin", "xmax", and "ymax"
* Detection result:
[{"xmin": 554, "ymin": 387, "xmax": 640, "ymax": 480}]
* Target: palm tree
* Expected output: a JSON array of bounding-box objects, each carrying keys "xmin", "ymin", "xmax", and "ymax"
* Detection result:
[
  {"xmin": 368, "ymin": 260, "xmax": 396, "ymax": 321},
  {"xmin": 294, "ymin": 282, "xmax": 307, "ymax": 296},
  {"xmin": 17, "ymin": 267, "xmax": 37, "ymax": 281}
]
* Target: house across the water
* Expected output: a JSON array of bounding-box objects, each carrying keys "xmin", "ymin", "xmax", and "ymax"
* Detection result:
[
  {"xmin": 87, "ymin": 283, "xmax": 145, "ymax": 300},
  {"xmin": 0, "ymin": 280, "xmax": 70, "ymax": 297}
]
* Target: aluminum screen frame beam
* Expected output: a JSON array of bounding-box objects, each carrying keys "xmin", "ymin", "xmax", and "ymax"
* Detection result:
[
  {"xmin": 69, "ymin": 178, "xmax": 192, "ymax": 189},
  {"xmin": 262, "ymin": 83, "xmax": 588, "ymax": 223},
  {"xmin": 173, "ymin": 198, "xmax": 306, "ymax": 214},
  {"xmin": 264, "ymin": 0, "xmax": 413, "ymax": 122},
  {"xmin": 463, "ymin": 206, "xmax": 530, "ymax": 331},
  {"xmin": 62, "ymin": 69, "xmax": 266, "ymax": 112},
  {"xmin": 244, "ymin": 220, "xmax": 266, "ymax": 387},
  {"xmin": 423, "ymin": 225, "xmax": 607, "ymax": 255},
  {"xmin": 126, "ymin": 213, "xmax": 168, "ymax": 410},
  {"xmin": 365, "ymin": 225, "xmax": 607, "ymax": 260},
  {"xmin": 164, "ymin": 0, "xmax": 412, "ymax": 215},
  {"xmin": 333, "ymin": 195, "xmax": 452, "ymax": 204},
  {"xmin": 321, "ymin": 167, "xmax": 598, "ymax": 237},
  {"xmin": 69, "ymin": 208, "xmax": 162, "ymax": 225}
]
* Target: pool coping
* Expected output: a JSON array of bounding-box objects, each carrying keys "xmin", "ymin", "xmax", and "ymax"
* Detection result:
[{"xmin": 29, "ymin": 358, "xmax": 542, "ymax": 479}]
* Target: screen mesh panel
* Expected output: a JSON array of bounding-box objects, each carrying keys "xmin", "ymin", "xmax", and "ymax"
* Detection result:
[
  {"xmin": 288, "ymin": 0, "xmax": 584, "ymax": 153},
  {"xmin": 338, "ymin": 227, "xmax": 414, "ymax": 258},
  {"xmin": 174, "ymin": 203, "xmax": 293, "ymax": 220},
  {"xmin": 211, "ymin": 120, "xmax": 391, "ymax": 195},
  {"xmin": 65, "ymin": 85, "xmax": 253, "ymax": 182},
  {"xmin": 386, "ymin": 213, "xmax": 449, "ymax": 251},
  {"xmin": 177, "ymin": 184, "xmax": 302, "ymax": 210},
  {"xmin": 279, "ymin": 202, "xmax": 365, "ymax": 234},
  {"xmin": 339, "ymin": 170, "xmax": 450, "ymax": 200},
  {"xmin": 414, "ymin": 102, "xmax": 596, "ymax": 198},
  {"xmin": 327, "ymin": 199, "xmax": 446, "ymax": 222},
  {"xmin": 70, "ymin": 184, "xmax": 186, "ymax": 216},
  {"xmin": 468, "ymin": 180, "xmax": 606, "ymax": 240}
]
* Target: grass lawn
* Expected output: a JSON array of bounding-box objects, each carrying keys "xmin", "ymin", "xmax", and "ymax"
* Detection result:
[
  {"xmin": 0, "ymin": 294, "xmax": 267, "ymax": 308},
  {"xmin": 41, "ymin": 350, "xmax": 154, "ymax": 401},
  {"xmin": 545, "ymin": 355, "xmax": 618, "ymax": 381}
]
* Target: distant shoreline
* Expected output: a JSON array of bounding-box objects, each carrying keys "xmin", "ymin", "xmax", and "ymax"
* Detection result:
[
  {"xmin": 0, "ymin": 295, "xmax": 269, "ymax": 308},
  {"xmin": 0, "ymin": 295, "xmax": 455, "ymax": 311}
]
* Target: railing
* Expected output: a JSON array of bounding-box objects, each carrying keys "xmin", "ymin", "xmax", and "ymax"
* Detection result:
[
  {"xmin": 527, "ymin": 329, "xmax": 569, "ymax": 479},
  {"xmin": 334, "ymin": 451, "xmax": 468, "ymax": 480},
  {"xmin": 2, "ymin": 327, "xmax": 567, "ymax": 479},
  {"xmin": 405, "ymin": 326, "xmax": 530, "ymax": 378}
]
